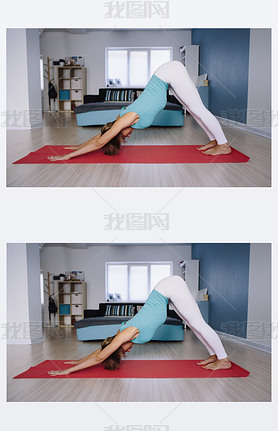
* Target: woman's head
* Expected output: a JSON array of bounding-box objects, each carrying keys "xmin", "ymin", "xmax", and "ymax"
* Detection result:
[
  {"xmin": 100, "ymin": 336, "xmax": 133, "ymax": 371},
  {"xmin": 100, "ymin": 121, "xmax": 133, "ymax": 156}
]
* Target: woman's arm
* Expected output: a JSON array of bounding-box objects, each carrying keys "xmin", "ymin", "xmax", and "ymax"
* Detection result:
[
  {"xmin": 48, "ymin": 134, "xmax": 102, "ymax": 162},
  {"xmin": 63, "ymin": 133, "xmax": 102, "ymax": 150},
  {"xmin": 48, "ymin": 112, "xmax": 138, "ymax": 161},
  {"xmin": 48, "ymin": 327, "xmax": 137, "ymax": 375},
  {"xmin": 63, "ymin": 347, "xmax": 102, "ymax": 365}
]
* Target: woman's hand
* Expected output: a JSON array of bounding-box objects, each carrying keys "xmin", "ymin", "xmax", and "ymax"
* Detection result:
[
  {"xmin": 63, "ymin": 146, "xmax": 78, "ymax": 150},
  {"xmin": 48, "ymin": 369, "xmax": 72, "ymax": 376},
  {"xmin": 63, "ymin": 361, "xmax": 79, "ymax": 365},
  {"xmin": 48, "ymin": 155, "xmax": 71, "ymax": 162}
]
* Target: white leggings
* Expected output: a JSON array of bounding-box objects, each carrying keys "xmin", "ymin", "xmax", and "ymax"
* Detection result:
[
  {"xmin": 154, "ymin": 61, "xmax": 227, "ymax": 145},
  {"xmin": 155, "ymin": 275, "xmax": 227, "ymax": 359}
]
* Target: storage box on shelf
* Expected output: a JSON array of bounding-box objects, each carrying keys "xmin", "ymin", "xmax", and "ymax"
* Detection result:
[
  {"xmin": 57, "ymin": 66, "xmax": 86, "ymax": 112},
  {"xmin": 57, "ymin": 280, "xmax": 87, "ymax": 327}
]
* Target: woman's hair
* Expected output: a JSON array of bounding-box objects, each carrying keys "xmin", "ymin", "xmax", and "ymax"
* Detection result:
[
  {"xmin": 100, "ymin": 335, "xmax": 125, "ymax": 371},
  {"xmin": 100, "ymin": 121, "xmax": 122, "ymax": 156}
]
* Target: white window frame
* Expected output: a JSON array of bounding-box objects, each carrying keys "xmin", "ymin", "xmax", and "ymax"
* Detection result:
[
  {"xmin": 105, "ymin": 261, "xmax": 173, "ymax": 301},
  {"xmin": 105, "ymin": 47, "xmax": 173, "ymax": 87}
]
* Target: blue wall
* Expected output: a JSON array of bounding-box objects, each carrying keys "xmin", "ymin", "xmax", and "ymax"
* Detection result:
[
  {"xmin": 192, "ymin": 243, "xmax": 250, "ymax": 338},
  {"xmin": 192, "ymin": 29, "xmax": 250, "ymax": 123}
]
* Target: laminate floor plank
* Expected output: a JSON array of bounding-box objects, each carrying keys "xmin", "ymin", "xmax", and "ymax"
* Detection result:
[
  {"xmin": 7, "ymin": 327, "xmax": 271, "ymax": 402},
  {"xmin": 6, "ymin": 113, "xmax": 271, "ymax": 187}
]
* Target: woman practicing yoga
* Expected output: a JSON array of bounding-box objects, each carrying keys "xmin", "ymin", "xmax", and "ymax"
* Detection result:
[
  {"xmin": 49, "ymin": 275, "xmax": 231, "ymax": 375},
  {"xmin": 48, "ymin": 61, "xmax": 231, "ymax": 162}
]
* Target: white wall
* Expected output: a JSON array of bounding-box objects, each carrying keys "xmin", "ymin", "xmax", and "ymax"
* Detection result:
[
  {"xmin": 26, "ymin": 30, "xmax": 43, "ymax": 120},
  {"xmin": 7, "ymin": 30, "xmax": 29, "ymax": 125},
  {"xmin": 7, "ymin": 244, "xmax": 29, "ymax": 331},
  {"xmin": 40, "ymin": 244, "xmax": 192, "ymax": 314},
  {"xmin": 247, "ymin": 29, "xmax": 271, "ymax": 136},
  {"xmin": 7, "ymin": 29, "xmax": 42, "ymax": 129},
  {"xmin": 7, "ymin": 244, "xmax": 43, "ymax": 344},
  {"xmin": 247, "ymin": 243, "xmax": 271, "ymax": 350},
  {"xmin": 39, "ymin": 29, "xmax": 191, "ymax": 110}
]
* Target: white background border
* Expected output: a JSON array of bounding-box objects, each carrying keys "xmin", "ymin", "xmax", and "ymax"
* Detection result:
[{"xmin": 1, "ymin": 0, "xmax": 277, "ymax": 430}]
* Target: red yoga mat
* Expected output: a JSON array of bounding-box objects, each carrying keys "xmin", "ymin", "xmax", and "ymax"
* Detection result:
[
  {"xmin": 13, "ymin": 145, "xmax": 249, "ymax": 164},
  {"xmin": 13, "ymin": 360, "xmax": 250, "ymax": 379}
]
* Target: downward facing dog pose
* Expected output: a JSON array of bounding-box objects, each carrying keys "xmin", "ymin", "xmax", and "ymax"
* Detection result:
[
  {"xmin": 48, "ymin": 61, "xmax": 231, "ymax": 162},
  {"xmin": 49, "ymin": 275, "xmax": 231, "ymax": 376}
]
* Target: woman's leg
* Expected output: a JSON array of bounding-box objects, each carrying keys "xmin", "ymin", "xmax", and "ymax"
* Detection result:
[
  {"xmin": 170, "ymin": 301, "xmax": 216, "ymax": 356},
  {"xmin": 155, "ymin": 276, "xmax": 231, "ymax": 369},
  {"xmin": 168, "ymin": 86, "xmax": 215, "ymax": 141},
  {"xmin": 155, "ymin": 62, "xmax": 231, "ymax": 155}
]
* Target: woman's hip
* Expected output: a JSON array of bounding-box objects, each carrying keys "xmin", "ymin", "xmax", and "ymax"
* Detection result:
[
  {"xmin": 155, "ymin": 61, "xmax": 198, "ymax": 100},
  {"xmin": 154, "ymin": 61, "xmax": 189, "ymax": 83},
  {"xmin": 154, "ymin": 275, "xmax": 191, "ymax": 298}
]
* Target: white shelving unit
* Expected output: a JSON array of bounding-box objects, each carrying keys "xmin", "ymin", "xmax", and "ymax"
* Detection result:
[
  {"xmin": 179, "ymin": 260, "xmax": 200, "ymax": 299},
  {"xmin": 180, "ymin": 259, "xmax": 209, "ymax": 323},
  {"xmin": 179, "ymin": 45, "xmax": 200, "ymax": 79},
  {"xmin": 57, "ymin": 280, "xmax": 87, "ymax": 327},
  {"xmin": 57, "ymin": 66, "xmax": 86, "ymax": 112}
]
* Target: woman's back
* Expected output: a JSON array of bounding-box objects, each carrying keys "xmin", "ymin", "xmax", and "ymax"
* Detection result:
[{"xmin": 120, "ymin": 289, "xmax": 168, "ymax": 343}]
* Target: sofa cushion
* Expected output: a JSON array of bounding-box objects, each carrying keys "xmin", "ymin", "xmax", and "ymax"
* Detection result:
[
  {"xmin": 74, "ymin": 101, "xmax": 182, "ymax": 115},
  {"xmin": 75, "ymin": 316, "xmax": 128, "ymax": 328},
  {"xmin": 74, "ymin": 315, "xmax": 183, "ymax": 329},
  {"xmin": 75, "ymin": 102, "xmax": 127, "ymax": 113}
]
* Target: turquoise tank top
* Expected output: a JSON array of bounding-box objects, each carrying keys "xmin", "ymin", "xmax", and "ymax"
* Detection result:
[
  {"xmin": 119, "ymin": 75, "xmax": 168, "ymax": 129},
  {"xmin": 120, "ymin": 289, "xmax": 168, "ymax": 344}
]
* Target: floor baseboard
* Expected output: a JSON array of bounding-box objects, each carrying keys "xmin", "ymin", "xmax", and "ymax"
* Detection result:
[
  {"xmin": 217, "ymin": 330, "xmax": 271, "ymax": 353},
  {"xmin": 218, "ymin": 116, "xmax": 271, "ymax": 139}
]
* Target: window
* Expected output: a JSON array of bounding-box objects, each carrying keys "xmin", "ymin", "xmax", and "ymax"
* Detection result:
[
  {"xmin": 106, "ymin": 48, "xmax": 172, "ymax": 86},
  {"xmin": 106, "ymin": 262, "xmax": 172, "ymax": 301}
]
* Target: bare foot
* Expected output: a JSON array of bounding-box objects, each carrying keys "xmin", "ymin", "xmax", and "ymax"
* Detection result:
[
  {"xmin": 197, "ymin": 140, "xmax": 217, "ymax": 151},
  {"xmin": 202, "ymin": 143, "xmax": 232, "ymax": 156},
  {"xmin": 48, "ymin": 369, "xmax": 71, "ymax": 376},
  {"xmin": 197, "ymin": 354, "xmax": 217, "ymax": 366},
  {"xmin": 202, "ymin": 357, "xmax": 232, "ymax": 371},
  {"xmin": 48, "ymin": 155, "xmax": 71, "ymax": 162}
]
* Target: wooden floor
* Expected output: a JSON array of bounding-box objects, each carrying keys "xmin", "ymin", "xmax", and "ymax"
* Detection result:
[
  {"xmin": 7, "ymin": 327, "xmax": 271, "ymax": 402},
  {"xmin": 6, "ymin": 112, "xmax": 271, "ymax": 187}
]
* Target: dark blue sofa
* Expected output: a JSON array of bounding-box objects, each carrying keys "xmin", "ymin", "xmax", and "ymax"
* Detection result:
[
  {"xmin": 74, "ymin": 302, "xmax": 184, "ymax": 342},
  {"xmin": 74, "ymin": 88, "xmax": 185, "ymax": 127}
]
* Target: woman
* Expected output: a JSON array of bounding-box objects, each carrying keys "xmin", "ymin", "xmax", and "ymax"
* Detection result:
[
  {"xmin": 48, "ymin": 61, "xmax": 231, "ymax": 162},
  {"xmin": 48, "ymin": 275, "xmax": 231, "ymax": 376}
]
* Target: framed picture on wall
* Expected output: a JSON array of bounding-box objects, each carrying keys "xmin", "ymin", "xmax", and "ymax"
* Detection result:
[
  {"xmin": 107, "ymin": 293, "xmax": 115, "ymax": 302},
  {"xmin": 115, "ymin": 79, "xmax": 122, "ymax": 87},
  {"xmin": 106, "ymin": 78, "xmax": 114, "ymax": 87}
]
